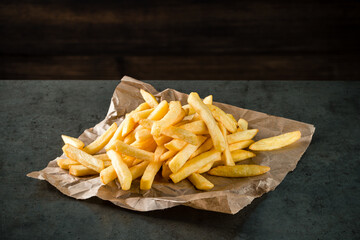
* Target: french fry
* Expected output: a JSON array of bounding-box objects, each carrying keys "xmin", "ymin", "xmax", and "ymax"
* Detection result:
[
  {"xmin": 188, "ymin": 173, "xmax": 214, "ymax": 190},
  {"xmin": 159, "ymin": 149, "xmax": 178, "ymax": 162},
  {"xmin": 207, "ymin": 104, "xmax": 237, "ymax": 133},
  {"xmin": 231, "ymin": 150, "xmax": 256, "ymax": 162},
  {"xmin": 227, "ymin": 113, "xmax": 237, "ymax": 125},
  {"xmin": 135, "ymin": 128, "xmax": 152, "ymax": 142},
  {"xmin": 179, "ymin": 120, "xmax": 209, "ymax": 135},
  {"xmin": 162, "ymin": 160, "xmax": 172, "ymax": 179},
  {"xmin": 83, "ymin": 122, "xmax": 117, "ymax": 154},
  {"xmin": 153, "ymin": 135, "xmax": 172, "ymax": 146},
  {"xmin": 182, "ymin": 105, "xmax": 192, "ymax": 115},
  {"xmin": 107, "ymin": 150, "xmax": 132, "ymax": 190},
  {"xmin": 228, "ymin": 140, "xmax": 254, "ymax": 151},
  {"xmin": 227, "ymin": 129, "xmax": 259, "ymax": 144},
  {"xmin": 208, "ymin": 165, "xmax": 270, "ymax": 177},
  {"xmin": 183, "ymin": 95, "xmax": 213, "ymax": 115},
  {"xmin": 147, "ymin": 100, "xmax": 169, "ymax": 120},
  {"xmin": 134, "ymin": 102, "xmax": 151, "ymax": 112},
  {"xmin": 131, "ymin": 138, "xmax": 157, "ymax": 152},
  {"xmin": 196, "ymin": 162, "xmax": 213, "ymax": 174},
  {"xmin": 237, "ymin": 118, "xmax": 248, "ymax": 131},
  {"xmin": 69, "ymin": 165, "xmax": 98, "ymax": 177},
  {"xmin": 103, "ymin": 160, "xmax": 112, "ymax": 168},
  {"xmin": 140, "ymin": 89, "xmax": 159, "ymax": 108},
  {"xmin": 62, "ymin": 144, "xmax": 104, "ymax": 172},
  {"xmin": 154, "ymin": 145, "xmax": 167, "ymax": 161},
  {"xmin": 57, "ymin": 158, "xmax": 79, "ymax": 170},
  {"xmin": 139, "ymin": 119, "xmax": 154, "ymax": 129},
  {"xmin": 122, "ymin": 155, "xmax": 136, "ymax": 167},
  {"xmin": 249, "ymin": 131, "xmax": 301, "ymax": 151},
  {"xmin": 170, "ymin": 149, "xmax": 221, "ymax": 183},
  {"xmin": 151, "ymin": 101, "xmax": 185, "ymax": 137},
  {"xmin": 109, "ymin": 140, "xmax": 154, "ymax": 161},
  {"xmin": 130, "ymin": 161, "xmax": 149, "ymax": 180},
  {"xmin": 121, "ymin": 115, "xmax": 137, "ymax": 137},
  {"xmin": 100, "ymin": 165, "xmax": 117, "ymax": 184},
  {"xmin": 140, "ymin": 161, "xmax": 162, "ymax": 190},
  {"xmin": 131, "ymin": 158, "xmax": 144, "ymax": 166},
  {"xmin": 203, "ymin": 95, "xmax": 213, "ymax": 105},
  {"xmin": 123, "ymin": 130, "xmax": 136, "ymax": 145},
  {"xmin": 219, "ymin": 123, "xmax": 235, "ymax": 166},
  {"xmin": 190, "ymin": 138, "xmax": 213, "ymax": 159},
  {"xmin": 168, "ymin": 136, "xmax": 207, "ymax": 173},
  {"xmin": 106, "ymin": 120, "xmax": 126, "ymax": 150},
  {"xmin": 188, "ymin": 92, "xmax": 225, "ymax": 152},
  {"xmin": 161, "ymin": 126, "xmax": 198, "ymax": 145},
  {"xmin": 164, "ymin": 139, "xmax": 187, "ymax": 151},
  {"xmin": 132, "ymin": 108, "xmax": 155, "ymax": 123},
  {"xmin": 61, "ymin": 135, "xmax": 84, "ymax": 149},
  {"xmin": 94, "ymin": 153, "xmax": 110, "ymax": 161}
]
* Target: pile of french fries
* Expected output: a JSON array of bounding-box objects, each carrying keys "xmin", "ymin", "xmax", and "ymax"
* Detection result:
[{"xmin": 58, "ymin": 89, "xmax": 301, "ymax": 191}]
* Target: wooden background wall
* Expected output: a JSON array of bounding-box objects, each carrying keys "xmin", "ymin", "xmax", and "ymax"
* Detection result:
[{"xmin": 1, "ymin": 0, "xmax": 359, "ymax": 80}]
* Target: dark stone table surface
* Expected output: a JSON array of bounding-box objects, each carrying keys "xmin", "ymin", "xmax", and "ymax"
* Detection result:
[{"xmin": 0, "ymin": 80, "xmax": 359, "ymax": 240}]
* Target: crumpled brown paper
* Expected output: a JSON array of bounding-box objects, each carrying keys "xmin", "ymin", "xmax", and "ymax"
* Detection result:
[{"xmin": 28, "ymin": 76, "xmax": 315, "ymax": 214}]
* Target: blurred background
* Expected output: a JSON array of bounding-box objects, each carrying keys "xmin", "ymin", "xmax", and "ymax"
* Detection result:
[{"xmin": 0, "ymin": 0, "xmax": 359, "ymax": 80}]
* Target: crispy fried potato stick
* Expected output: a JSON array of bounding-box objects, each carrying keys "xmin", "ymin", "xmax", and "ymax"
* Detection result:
[
  {"xmin": 148, "ymin": 100, "xmax": 169, "ymax": 120},
  {"xmin": 140, "ymin": 89, "xmax": 159, "ymax": 108},
  {"xmin": 188, "ymin": 173, "xmax": 214, "ymax": 190},
  {"xmin": 106, "ymin": 120, "xmax": 126, "ymax": 150},
  {"xmin": 190, "ymin": 138, "xmax": 213, "ymax": 159},
  {"xmin": 159, "ymin": 149, "xmax": 178, "ymax": 162},
  {"xmin": 140, "ymin": 161, "xmax": 162, "ymax": 190},
  {"xmin": 227, "ymin": 129, "xmax": 259, "ymax": 144},
  {"xmin": 227, "ymin": 113, "xmax": 237, "ymax": 125},
  {"xmin": 207, "ymin": 104, "xmax": 237, "ymax": 133},
  {"xmin": 188, "ymin": 92, "xmax": 225, "ymax": 152},
  {"xmin": 208, "ymin": 165, "xmax": 270, "ymax": 177},
  {"xmin": 231, "ymin": 150, "xmax": 256, "ymax": 162},
  {"xmin": 109, "ymin": 140, "xmax": 154, "ymax": 161},
  {"xmin": 100, "ymin": 165, "xmax": 117, "ymax": 184},
  {"xmin": 237, "ymin": 118, "xmax": 248, "ymax": 131},
  {"xmin": 61, "ymin": 135, "xmax": 84, "ymax": 149},
  {"xmin": 103, "ymin": 160, "xmax": 112, "ymax": 168},
  {"xmin": 83, "ymin": 122, "xmax": 117, "ymax": 154},
  {"xmin": 197, "ymin": 162, "xmax": 213, "ymax": 174},
  {"xmin": 62, "ymin": 144, "xmax": 104, "ymax": 172},
  {"xmin": 135, "ymin": 128, "xmax": 152, "ymax": 142},
  {"xmin": 107, "ymin": 150, "xmax": 132, "ymax": 190},
  {"xmin": 249, "ymin": 131, "xmax": 301, "ymax": 151},
  {"xmin": 130, "ymin": 161, "xmax": 149, "ymax": 180},
  {"xmin": 123, "ymin": 130, "xmax": 136, "ymax": 145},
  {"xmin": 170, "ymin": 149, "xmax": 221, "ymax": 183},
  {"xmin": 154, "ymin": 145, "xmax": 167, "ymax": 161},
  {"xmin": 203, "ymin": 95, "xmax": 213, "ymax": 105},
  {"xmin": 161, "ymin": 126, "xmax": 198, "ymax": 145},
  {"xmin": 134, "ymin": 102, "xmax": 151, "ymax": 112},
  {"xmin": 179, "ymin": 120, "xmax": 209, "ymax": 135},
  {"xmin": 153, "ymin": 135, "xmax": 172, "ymax": 146},
  {"xmin": 164, "ymin": 139, "xmax": 187, "ymax": 151},
  {"xmin": 121, "ymin": 116, "xmax": 137, "ymax": 137},
  {"xmin": 94, "ymin": 153, "xmax": 110, "ymax": 161},
  {"xmin": 228, "ymin": 140, "xmax": 254, "ymax": 151},
  {"xmin": 219, "ymin": 123, "xmax": 235, "ymax": 166},
  {"xmin": 162, "ymin": 160, "xmax": 172, "ymax": 179},
  {"xmin": 57, "ymin": 158, "xmax": 79, "ymax": 170},
  {"xmin": 69, "ymin": 165, "xmax": 98, "ymax": 177},
  {"xmin": 139, "ymin": 119, "xmax": 154, "ymax": 129},
  {"xmin": 132, "ymin": 108, "xmax": 154, "ymax": 123}
]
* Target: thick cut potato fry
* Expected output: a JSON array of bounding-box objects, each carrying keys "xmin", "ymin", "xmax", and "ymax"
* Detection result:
[
  {"xmin": 69, "ymin": 165, "xmax": 98, "ymax": 177},
  {"xmin": 121, "ymin": 116, "xmax": 137, "ymax": 137},
  {"xmin": 130, "ymin": 161, "xmax": 149, "ymax": 180},
  {"xmin": 162, "ymin": 160, "xmax": 172, "ymax": 179},
  {"xmin": 203, "ymin": 95, "xmax": 213, "ymax": 105},
  {"xmin": 249, "ymin": 131, "xmax": 301, "ymax": 151},
  {"xmin": 139, "ymin": 119, "xmax": 154, "ymax": 129},
  {"xmin": 63, "ymin": 144, "xmax": 104, "ymax": 172},
  {"xmin": 164, "ymin": 139, "xmax": 187, "ymax": 151},
  {"xmin": 131, "ymin": 138, "xmax": 157, "ymax": 152},
  {"xmin": 161, "ymin": 126, "xmax": 198, "ymax": 145},
  {"xmin": 208, "ymin": 164, "xmax": 270, "ymax": 177},
  {"xmin": 61, "ymin": 135, "xmax": 84, "ymax": 149},
  {"xmin": 109, "ymin": 140, "xmax": 154, "ymax": 161},
  {"xmin": 168, "ymin": 136, "xmax": 207, "ymax": 173},
  {"xmin": 147, "ymin": 100, "xmax": 169, "ymax": 120},
  {"xmin": 183, "ymin": 95, "xmax": 213, "ymax": 115},
  {"xmin": 188, "ymin": 92, "xmax": 225, "ymax": 152},
  {"xmin": 134, "ymin": 102, "xmax": 151, "ymax": 112},
  {"xmin": 106, "ymin": 120, "xmax": 126, "ymax": 150},
  {"xmin": 237, "ymin": 118, "xmax": 248, "ymax": 131},
  {"xmin": 100, "ymin": 165, "xmax": 117, "ymax": 184},
  {"xmin": 140, "ymin": 161, "xmax": 162, "ymax": 190},
  {"xmin": 190, "ymin": 138, "xmax": 213, "ymax": 159},
  {"xmin": 132, "ymin": 108, "xmax": 154, "ymax": 123},
  {"xmin": 228, "ymin": 140, "xmax": 254, "ymax": 151},
  {"xmin": 197, "ymin": 162, "xmax": 213, "ymax": 174},
  {"xmin": 122, "ymin": 155, "xmax": 135, "ymax": 167},
  {"xmin": 135, "ymin": 128, "xmax": 152, "ymax": 142},
  {"xmin": 140, "ymin": 89, "xmax": 159, "ymax": 108},
  {"xmin": 219, "ymin": 123, "xmax": 235, "ymax": 166},
  {"xmin": 94, "ymin": 153, "xmax": 110, "ymax": 161},
  {"xmin": 227, "ymin": 114, "xmax": 237, "ymax": 125},
  {"xmin": 182, "ymin": 104, "xmax": 194, "ymax": 115},
  {"xmin": 188, "ymin": 173, "xmax": 214, "ymax": 190},
  {"xmin": 227, "ymin": 129, "xmax": 259, "ymax": 144},
  {"xmin": 159, "ymin": 149, "xmax": 178, "ymax": 162},
  {"xmin": 154, "ymin": 145, "xmax": 167, "ymax": 161},
  {"xmin": 103, "ymin": 160, "xmax": 112, "ymax": 168},
  {"xmin": 179, "ymin": 120, "xmax": 209, "ymax": 135},
  {"xmin": 57, "ymin": 158, "xmax": 79, "ymax": 170},
  {"xmin": 131, "ymin": 158, "xmax": 144, "ymax": 166},
  {"xmin": 108, "ymin": 150, "xmax": 132, "ymax": 190},
  {"xmin": 83, "ymin": 122, "xmax": 117, "ymax": 154},
  {"xmin": 231, "ymin": 150, "xmax": 256, "ymax": 162},
  {"xmin": 123, "ymin": 130, "xmax": 136, "ymax": 145},
  {"xmin": 170, "ymin": 149, "xmax": 221, "ymax": 183},
  {"xmin": 207, "ymin": 104, "xmax": 237, "ymax": 133}
]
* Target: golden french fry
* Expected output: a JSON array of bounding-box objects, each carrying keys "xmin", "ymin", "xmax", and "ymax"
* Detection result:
[
  {"xmin": 100, "ymin": 165, "xmax": 117, "ymax": 184},
  {"xmin": 62, "ymin": 144, "xmax": 104, "ymax": 172},
  {"xmin": 207, "ymin": 104, "xmax": 237, "ymax": 133},
  {"xmin": 140, "ymin": 89, "xmax": 159, "ymax": 108},
  {"xmin": 249, "ymin": 131, "xmax": 301, "ymax": 151},
  {"xmin": 231, "ymin": 150, "xmax": 256, "ymax": 162},
  {"xmin": 61, "ymin": 135, "xmax": 84, "ymax": 149},
  {"xmin": 57, "ymin": 158, "xmax": 79, "ymax": 170},
  {"xmin": 203, "ymin": 95, "xmax": 213, "ymax": 105},
  {"xmin": 179, "ymin": 120, "xmax": 209, "ymax": 135},
  {"xmin": 139, "ymin": 119, "xmax": 154, "ymax": 129},
  {"xmin": 109, "ymin": 140, "xmax": 154, "ymax": 161},
  {"xmin": 147, "ymin": 100, "xmax": 169, "ymax": 120},
  {"xmin": 227, "ymin": 113, "xmax": 237, "ymax": 124},
  {"xmin": 219, "ymin": 123, "xmax": 235, "ymax": 166},
  {"xmin": 153, "ymin": 134, "xmax": 172, "ymax": 146},
  {"xmin": 83, "ymin": 122, "xmax": 117, "ymax": 154},
  {"xmin": 159, "ymin": 149, "xmax": 178, "ymax": 162},
  {"xmin": 188, "ymin": 92, "xmax": 225, "ymax": 152},
  {"xmin": 196, "ymin": 162, "xmax": 213, "ymax": 174},
  {"xmin": 130, "ymin": 161, "xmax": 149, "ymax": 180},
  {"xmin": 135, "ymin": 128, "xmax": 152, "ymax": 142},
  {"xmin": 151, "ymin": 101, "xmax": 185, "ymax": 137},
  {"xmin": 227, "ymin": 129, "xmax": 259, "ymax": 144},
  {"xmin": 93, "ymin": 153, "xmax": 110, "ymax": 161},
  {"xmin": 161, "ymin": 126, "xmax": 198, "ymax": 145},
  {"xmin": 123, "ymin": 130, "xmax": 136, "ymax": 145},
  {"xmin": 132, "ymin": 108, "xmax": 155, "ymax": 123},
  {"xmin": 135, "ymin": 102, "xmax": 151, "ymax": 111},
  {"xmin": 131, "ymin": 158, "xmax": 143, "ymax": 166},
  {"xmin": 188, "ymin": 173, "xmax": 214, "ymax": 190},
  {"xmin": 168, "ymin": 136, "xmax": 207, "ymax": 173},
  {"xmin": 131, "ymin": 137, "xmax": 157, "ymax": 152},
  {"xmin": 170, "ymin": 149, "xmax": 221, "ymax": 184},
  {"xmin": 106, "ymin": 120, "xmax": 126, "ymax": 150},
  {"xmin": 182, "ymin": 105, "xmax": 192, "ymax": 115},
  {"xmin": 103, "ymin": 160, "xmax": 112, "ymax": 168},
  {"xmin": 121, "ymin": 116, "xmax": 137, "ymax": 137},
  {"xmin": 154, "ymin": 145, "xmax": 167, "ymax": 161},
  {"xmin": 107, "ymin": 150, "xmax": 132, "ymax": 190},
  {"xmin": 237, "ymin": 118, "xmax": 248, "ymax": 131},
  {"xmin": 69, "ymin": 165, "xmax": 98, "ymax": 177},
  {"xmin": 228, "ymin": 140, "xmax": 254, "ymax": 151},
  {"xmin": 164, "ymin": 139, "xmax": 187, "ymax": 151},
  {"xmin": 140, "ymin": 161, "xmax": 162, "ymax": 190},
  {"xmin": 190, "ymin": 138, "xmax": 213, "ymax": 159},
  {"xmin": 162, "ymin": 160, "xmax": 172, "ymax": 179},
  {"xmin": 122, "ymin": 155, "xmax": 136, "ymax": 167},
  {"xmin": 208, "ymin": 164, "xmax": 270, "ymax": 177}
]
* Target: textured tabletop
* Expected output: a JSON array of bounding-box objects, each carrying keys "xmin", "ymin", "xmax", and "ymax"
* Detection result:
[{"xmin": 0, "ymin": 80, "xmax": 359, "ymax": 240}]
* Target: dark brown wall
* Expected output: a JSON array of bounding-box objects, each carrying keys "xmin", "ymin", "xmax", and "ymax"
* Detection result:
[{"xmin": 1, "ymin": 0, "xmax": 359, "ymax": 80}]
